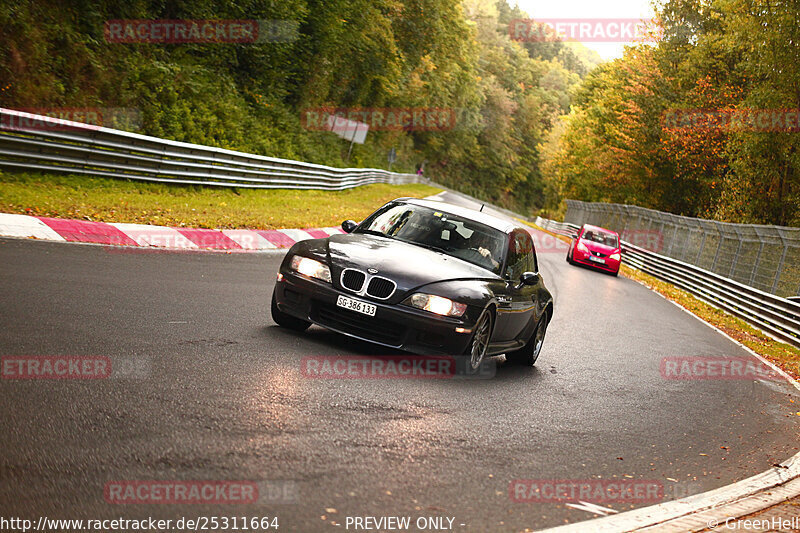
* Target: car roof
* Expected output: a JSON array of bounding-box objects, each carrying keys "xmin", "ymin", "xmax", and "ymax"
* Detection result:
[
  {"xmin": 402, "ymin": 198, "xmax": 517, "ymax": 233},
  {"xmin": 581, "ymin": 224, "xmax": 619, "ymax": 236}
]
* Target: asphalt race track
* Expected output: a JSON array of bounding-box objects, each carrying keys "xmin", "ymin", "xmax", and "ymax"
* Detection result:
[{"xmin": 1, "ymin": 192, "xmax": 798, "ymax": 531}]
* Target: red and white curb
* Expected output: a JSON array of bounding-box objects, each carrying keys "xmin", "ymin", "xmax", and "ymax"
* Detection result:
[{"xmin": 0, "ymin": 213, "xmax": 343, "ymax": 251}]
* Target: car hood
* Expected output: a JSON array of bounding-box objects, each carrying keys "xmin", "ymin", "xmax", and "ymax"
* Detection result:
[
  {"xmin": 581, "ymin": 239, "xmax": 619, "ymax": 254},
  {"xmin": 323, "ymin": 233, "xmax": 500, "ymax": 298}
]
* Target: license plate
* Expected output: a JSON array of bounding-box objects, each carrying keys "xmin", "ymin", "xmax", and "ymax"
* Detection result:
[
  {"xmin": 336, "ymin": 295, "xmax": 377, "ymax": 316},
  {"xmin": 588, "ymin": 256, "xmax": 606, "ymax": 264}
]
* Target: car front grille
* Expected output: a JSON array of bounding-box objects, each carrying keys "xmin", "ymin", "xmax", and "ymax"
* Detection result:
[
  {"xmin": 591, "ymin": 251, "xmax": 608, "ymax": 258},
  {"xmin": 339, "ymin": 269, "xmax": 396, "ymax": 300},
  {"xmin": 341, "ymin": 269, "xmax": 366, "ymax": 292},
  {"xmin": 313, "ymin": 303, "xmax": 405, "ymax": 346},
  {"xmin": 366, "ymin": 277, "xmax": 396, "ymax": 299}
]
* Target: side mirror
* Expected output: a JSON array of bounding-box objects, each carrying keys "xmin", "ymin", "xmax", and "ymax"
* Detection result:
[
  {"xmin": 341, "ymin": 220, "xmax": 358, "ymax": 233},
  {"xmin": 516, "ymin": 271, "xmax": 539, "ymax": 289}
]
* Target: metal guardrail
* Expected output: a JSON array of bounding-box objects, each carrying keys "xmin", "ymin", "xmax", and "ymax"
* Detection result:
[
  {"xmin": 564, "ymin": 199, "xmax": 800, "ymax": 298},
  {"xmin": 0, "ymin": 108, "xmax": 419, "ymax": 190},
  {"xmin": 534, "ymin": 216, "xmax": 800, "ymax": 348}
]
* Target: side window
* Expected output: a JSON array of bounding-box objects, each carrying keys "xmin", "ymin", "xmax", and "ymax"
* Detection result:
[
  {"xmin": 505, "ymin": 230, "xmax": 534, "ymax": 279},
  {"xmin": 529, "ymin": 234, "xmax": 538, "ymax": 272}
]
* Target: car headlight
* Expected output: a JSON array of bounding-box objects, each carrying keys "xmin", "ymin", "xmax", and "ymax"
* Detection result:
[
  {"xmin": 404, "ymin": 293, "xmax": 467, "ymax": 317},
  {"xmin": 290, "ymin": 255, "xmax": 332, "ymax": 283},
  {"xmin": 576, "ymin": 241, "xmax": 589, "ymax": 253},
  {"xmin": 609, "ymin": 252, "xmax": 621, "ymax": 261}
]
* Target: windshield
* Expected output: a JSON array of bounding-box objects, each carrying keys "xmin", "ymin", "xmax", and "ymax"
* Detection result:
[
  {"xmin": 357, "ymin": 203, "xmax": 507, "ymax": 274},
  {"xmin": 582, "ymin": 229, "xmax": 619, "ymax": 248}
]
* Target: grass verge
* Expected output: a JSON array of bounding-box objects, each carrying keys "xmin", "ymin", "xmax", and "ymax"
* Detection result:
[
  {"xmin": 527, "ymin": 222, "xmax": 800, "ymax": 381},
  {"xmin": 0, "ymin": 171, "xmax": 442, "ymax": 230}
]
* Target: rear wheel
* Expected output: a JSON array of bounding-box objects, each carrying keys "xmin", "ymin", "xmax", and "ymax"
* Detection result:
[
  {"xmin": 271, "ymin": 291, "xmax": 311, "ymax": 332},
  {"xmin": 507, "ymin": 316, "xmax": 548, "ymax": 366}
]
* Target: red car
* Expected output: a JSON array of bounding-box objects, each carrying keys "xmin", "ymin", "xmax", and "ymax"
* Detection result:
[{"xmin": 566, "ymin": 224, "xmax": 622, "ymax": 276}]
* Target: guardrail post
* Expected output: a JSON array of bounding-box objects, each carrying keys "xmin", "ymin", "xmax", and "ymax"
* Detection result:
[
  {"xmin": 749, "ymin": 240, "xmax": 764, "ymax": 287},
  {"xmin": 771, "ymin": 237, "xmax": 788, "ymax": 294},
  {"xmin": 695, "ymin": 229, "xmax": 707, "ymax": 265},
  {"xmin": 656, "ymin": 215, "xmax": 666, "ymax": 253},
  {"xmin": 711, "ymin": 222, "xmax": 724, "ymax": 271},
  {"xmin": 84, "ymin": 129, "xmax": 97, "ymax": 171},
  {"xmin": 665, "ymin": 221, "xmax": 679, "ymax": 257},
  {"xmin": 728, "ymin": 227, "xmax": 743, "ymax": 279},
  {"xmin": 620, "ymin": 206, "xmax": 629, "ymax": 240}
]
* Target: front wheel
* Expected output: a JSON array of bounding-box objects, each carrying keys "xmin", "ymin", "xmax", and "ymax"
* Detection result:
[
  {"xmin": 464, "ymin": 310, "xmax": 493, "ymax": 374},
  {"xmin": 507, "ymin": 316, "xmax": 548, "ymax": 366},
  {"xmin": 271, "ymin": 291, "xmax": 311, "ymax": 332}
]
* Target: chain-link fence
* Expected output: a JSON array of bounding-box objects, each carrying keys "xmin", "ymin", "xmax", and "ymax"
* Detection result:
[{"xmin": 564, "ymin": 200, "xmax": 800, "ymax": 298}]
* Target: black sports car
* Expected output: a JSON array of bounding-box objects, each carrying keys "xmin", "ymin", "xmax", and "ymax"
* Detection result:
[{"xmin": 271, "ymin": 198, "xmax": 554, "ymax": 371}]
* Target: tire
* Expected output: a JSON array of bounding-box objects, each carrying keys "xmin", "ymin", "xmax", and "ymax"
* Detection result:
[
  {"xmin": 567, "ymin": 250, "xmax": 575, "ymax": 265},
  {"xmin": 464, "ymin": 310, "xmax": 493, "ymax": 374},
  {"xmin": 271, "ymin": 291, "xmax": 311, "ymax": 332},
  {"xmin": 506, "ymin": 316, "xmax": 548, "ymax": 366}
]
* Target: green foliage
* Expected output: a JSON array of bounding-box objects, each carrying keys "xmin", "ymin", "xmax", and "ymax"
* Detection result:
[
  {"xmin": 0, "ymin": 0, "xmax": 594, "ymax": 216},
  {"xmin": 541, "ymin": 0, "xmax": 800, "ymax": 226}
]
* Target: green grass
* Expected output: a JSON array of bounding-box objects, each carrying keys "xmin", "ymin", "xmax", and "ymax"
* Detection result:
[
  {"xmin": 0, "ymin": 172, "xmax": 442, "ymax": 229},
  {"xmin": 526, "ymin": 221, "xmax": 800, "ymax": 381}
]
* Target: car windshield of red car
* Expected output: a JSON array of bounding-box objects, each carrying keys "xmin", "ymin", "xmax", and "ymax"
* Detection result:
[{"xmin": 583, "ymin": 230, "xmax": 618, "ymax": 248}]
